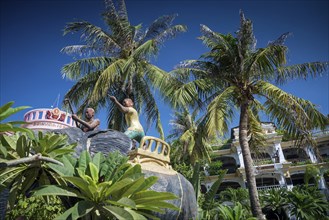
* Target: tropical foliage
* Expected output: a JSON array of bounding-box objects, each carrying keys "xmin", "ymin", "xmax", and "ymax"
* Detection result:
[
  {"xmin": 260, "ymin": 186, "xmax": 329, "ymax": 220},
  {"xmin": 167, "ymin": 10, "xmax": 329, "ymax": 219},
  {"xmin": 217, "ymin": 202, "xmax": 257, "ymax": 220},
  {"xmin": 61, "ymin": 0, "xmax": 187, "ymax": 138},
  {"xmin": 0, "ymin": 101, "xmax": 32, "ymax": 135},
  {"xmin": 260, "ymin": 188, "xmax": 288, "ymax": 220},
  {"xmin": 34, "ymin": 150, "xmax": 179, "ymax": 220},
  {"xmin": 5, "ymin": 195, "xmax": 65, "ymax": 219},
  {"xmin": 0, "ymin": 128, "xmax": 76, "ymax": 209},
  {"xmin": 0, "ymin": 102, "xmax": 179, "ymax": 219},
  {"xmin": 286, "ymin": 186, "xmax": 329, "ymax": 220},
  {"xmin": 219, "ymin": 187, "xmax": 250, "ymax": 210},
  {"xmin": 198, "ymin": 170, "xmax": 227, "ymax": 220},
  {"xmin": 206, "ymin": 160, "xmax": 223, "ymax": 176},
  {"xmin": 304, "ymin": 164, "xmax": 320, "ymax": 186},
  {"xmin": 168, "ymin": 108, "xmax": 213, "ymax": 165}
]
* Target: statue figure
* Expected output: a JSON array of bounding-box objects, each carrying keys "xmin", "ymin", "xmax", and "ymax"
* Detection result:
[
  {"xmin": 72, "ymin": 108, "xmax": 100, "ymax": 132},
  {"xmin": 109, "ymin": 96, "xmax": 145, "ymax": 145}
]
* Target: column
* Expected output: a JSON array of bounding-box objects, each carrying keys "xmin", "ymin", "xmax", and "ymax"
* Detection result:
[
  {"xmin": 236, "ymin": 146, "xmax": 244, "ymax": 168},
  {"xmin": 274, "ymin": 142, "xmax": 285, "ymax": 163},
  {"xmin": 305, "ymin": 146, "xmax": 318, "ymax": 163}
]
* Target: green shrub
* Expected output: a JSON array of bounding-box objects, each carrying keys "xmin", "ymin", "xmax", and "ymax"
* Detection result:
[
  {"xmin": 5, "ymin": 195, "xmax": 64, "ymax": 219},
  {"xmin": 207, "ymin": 160, "xmax": 223, "ymax": 176}
]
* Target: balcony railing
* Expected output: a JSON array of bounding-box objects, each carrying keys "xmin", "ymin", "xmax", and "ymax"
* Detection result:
[
  {"xmin": 288, "ymin": 159, "xmax": 312, "ymax": 166},
  {"xmin": 253, "ymin": 158, "xmax": 273, "ymax": 166},
  {"xmin": 257, "ymin": 184, "xmax": 287, "ymax": 191},
  {"xmin": 312, "ymin": 129, "xmax": 329, "ymax": 137}
]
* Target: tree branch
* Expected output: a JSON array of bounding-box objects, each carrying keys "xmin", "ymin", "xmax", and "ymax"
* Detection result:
[{"xmin": 0, "ymin": 153, "xmax": 64, "ymax": 168}]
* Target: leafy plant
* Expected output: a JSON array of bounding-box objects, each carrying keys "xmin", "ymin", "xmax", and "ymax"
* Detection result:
[
  {"xmin": 0, "ymin": 131, "xmax": 76, "ymax": 208},
  {"xmin": 219, "ymin": 188, "xmax": 250, "ymax": 208},
  {"xmin": 171, "ymin": 161, "xmax": 193, "ymax": 180},
  {"xmin": 217, "ymin": 202, "xmax": 257, "ymax": 220},
  {"xmin": 199, "ymin": 170, "xmax": 227, "ymax": 220},
  {"xmin": 0, "ymin": 101, "xmax": 77, "ymax": 209},
  {"xmin": 5, "ymin": 195, "xmax": 65, "ymax": 219},
  {"xmin": 34, "ymin": 150, "xmax": 179, "ymax": 219},
  {"xmin": 304, "ymin": 164, "xmax": 320, "ymax": 187},
  {"xmin": 207, "ymin": 160, "xmax": 223, "ymax": 176},
  {"xmin": 286, "ymin": 186, "xmax": 329, "ymax": 220},
  {"xmin": 260, "ymin": 188, "xmax": 288, "ymax": 219},
  {"xmin": 0, "ymin": 101, "xmax": 31, "ymax": 135}
]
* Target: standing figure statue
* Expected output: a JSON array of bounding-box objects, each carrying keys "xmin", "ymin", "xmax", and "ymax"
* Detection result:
[
  {"xmin": 72, "ymin": 108, "xmax": 100, "ymax": 132},
  {"xmin": 109, "ymin": 96, "xmax": 145, "ymax": 147}
]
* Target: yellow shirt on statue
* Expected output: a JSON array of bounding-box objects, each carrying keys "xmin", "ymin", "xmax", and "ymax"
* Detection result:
[{"xmin": 125, "ymin": 107, "xmax": 144, "ymax": 132}]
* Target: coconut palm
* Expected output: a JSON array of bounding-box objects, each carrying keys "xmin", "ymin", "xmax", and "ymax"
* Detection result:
[
  {"xmin": 167, "ymin": 107, "xmax": 214, "ymax": 165},
  {"xmin": 169, "ymin": 11, "xmax": 329, "ymax": 219},
  {"xmin": 61, "ymin": 0, "xmax": 186, "ymax": 138}
]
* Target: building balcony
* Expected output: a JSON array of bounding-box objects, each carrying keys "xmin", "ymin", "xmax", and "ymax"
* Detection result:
[
  {"xmin": 288, "ymin": 159, "xmax": 312, "ymax": 166},
  {"xmin": 253, "ymin": 158, "xmax": 274, "ymax": 166},
  {"xmin": 257, "ymin": 184, "xmax": 287, "ymax": 191}
]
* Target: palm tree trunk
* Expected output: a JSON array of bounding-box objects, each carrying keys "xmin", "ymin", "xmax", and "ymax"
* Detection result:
[{"xmin": 239, "ymin": 101, "xmax": 265, "ymax": 219}]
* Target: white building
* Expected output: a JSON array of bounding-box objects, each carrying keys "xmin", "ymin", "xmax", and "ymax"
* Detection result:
[{"xmin": 202, "ymin": 122, "xmax": 329, "ymax": 196}]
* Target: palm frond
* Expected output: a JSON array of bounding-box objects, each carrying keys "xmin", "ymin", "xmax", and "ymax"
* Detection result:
[
  {"xmin": 204, "ymin": 86, "xmax": 235, "ymax": 137},
  {"xmin": 106, "ymin": 83, "xmax": 129, "ymax": 130},
  {"xmin": 247, "ymin": 108, "xmax": 266, "ymax": 151},
  {"xmin": 142, "ymin": 14, "xmax": 178, "ymax": 42},
  {"xmin": 143, "ymin": 63, "xmax": 172, "ymax": 90},
  {"xmin": 63, "ymin": 21, "xmax": 120, "ymax": 51},
  {"xmin": 200, "ymin": 25, "xmax": 236, "ymax": 55},
  {"xmin": 103, "ymin": 0, "xmax": 132, "ymax": 47},
  {"xmin": 90, "ymin": 59, "xmax": 125, "ymax": 103},
  {"xmin": 257, "ymin": 80, "xmax": 328, "ymax": 146},
  {"xmin": 167, "ymin": 80, "xmax": 204, "ymax": 109},
  {"xmin": 122, "ymin": 40, "xmax": 158, "ymax": 77},
  {"xmin": 61, "ymin": 45, "xmax": 94, "ymax": 56},
  {"xmin": 246, "ymin": 45, "xmax": 287, "ymax": 79},
  {"xmin": 117, "ymin": 0, "xmax": 128, "ymax": 21},
  {"xmin": 236, "ymin": 10, "xmax": 256, "ymax": 53},
  {"xmin": 61, "ymin": 57, "xmax": 113, "ymax": 80},
  {"xmin": 130, "ymin": 39, "xmax": 158, "ymax": 60},
  {"xmin": 180, "ymin": 130, "xmax": 195, "ymax": 155},
  {"xmin": 63, "ymin": 71, "xmax": 102, "ymax": 113},
  {"xmin": 154, "ymin": 24, "xmax": 187, "ymax": 46},
  {"xmin": 267, "ymin": 32, "xmax": 292, "ymax": 46},
  {"xmin": 194, "ymin": 135, "xmax": 212, "ymax": 163},
  {"xmin": 276, "ymin": 62, "xmax": 329, "ymax": 84}
]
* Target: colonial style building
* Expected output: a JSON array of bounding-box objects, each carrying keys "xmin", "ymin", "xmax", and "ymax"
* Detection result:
[{"xmin": 202, "ymin": 122, "xmax": 329, "ymax": 197}]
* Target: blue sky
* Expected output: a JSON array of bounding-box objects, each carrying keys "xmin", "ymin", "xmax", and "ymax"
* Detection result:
[{"xmin": 1, "ymin": 0, "xmax": 328, "ymax": 138}]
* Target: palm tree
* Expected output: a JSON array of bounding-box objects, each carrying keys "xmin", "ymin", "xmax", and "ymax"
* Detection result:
[
  {"xmin": 167, "ymin": 108, "xmax": 213, "ymax": 165},
  {"xmin": 169, "ymin": 11, "xmax": 329, "ymax": 219},
  {"xmin": 61, "ymin": 0, "xmax": 186, "ymax": 138}
]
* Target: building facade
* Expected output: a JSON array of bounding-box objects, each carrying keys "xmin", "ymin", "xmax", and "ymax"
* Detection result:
[{"xmin": 202, "ymin": 122, "xmax": 329, "ymax": 197}]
